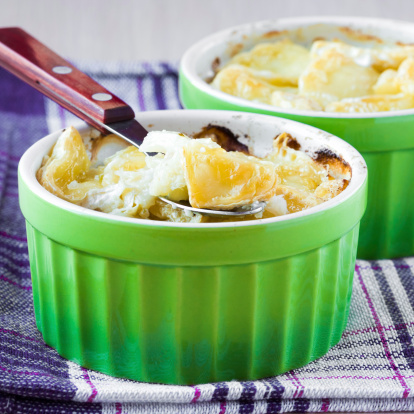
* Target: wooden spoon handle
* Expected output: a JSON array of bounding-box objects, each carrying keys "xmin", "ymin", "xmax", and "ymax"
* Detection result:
[{"xmin": 0, "ymin": 27, "xmax": 135, "ymax": 129}]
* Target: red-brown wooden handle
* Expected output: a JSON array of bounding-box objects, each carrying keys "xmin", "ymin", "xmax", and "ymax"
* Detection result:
[{"xmin": 0, "ymin": 27, "xmax": 135, "ymax": 129}]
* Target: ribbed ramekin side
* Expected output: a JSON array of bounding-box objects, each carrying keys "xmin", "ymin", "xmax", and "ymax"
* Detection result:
[
  {"xmin": 250, "ymin": 225, "xmax": 359, "ymax": 378},
  {"xmin": 358, "ymin": 148, "xmax": 414, "ymax": 259},
  {"xmin": 26, "ymin": 223, "xmax": 41, "ymax": 332},
  {"xmin": 213, "ymin": 264, "xmax": 258, "ymax": 382},
  {"xmin": 338, "ymin": 224, "xmax": 360, "ymax": 337},
  {"xmin": 104, "ymin": 260, "xmax": 143, "ymax": 381},
  {"xmin": 30, "ymin": 225, "xmax": 59, "ymax": 347},
  {"xmin": 28, "ymin": 223, "xmax": 359, "ymax": 384}
]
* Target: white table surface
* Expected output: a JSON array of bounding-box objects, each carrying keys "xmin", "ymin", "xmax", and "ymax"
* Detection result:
[
  {"xmin": 1, "ymin": 1, "xmax": 414, "ymax": 413},
  {"xmin": 1, "ymin": 0, "xmax": 414, "ymax": 61}
]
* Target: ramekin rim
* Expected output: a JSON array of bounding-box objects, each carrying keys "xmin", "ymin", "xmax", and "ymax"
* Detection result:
[
  {"xmin": 18, "ymin": 110, "xmax": 367, "ymax": 229},
  {"xmin": 180, "ymin": 15, "xmax": 414, "ymax": 119}
]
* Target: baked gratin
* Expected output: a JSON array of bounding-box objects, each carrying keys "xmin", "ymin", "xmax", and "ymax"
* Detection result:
[
  {"xmin": 36, "ymin": 126, "xmax": 351, "ymax": 223},
  {"xmin": 212, "ymin": 38, "xmax": 414, "ymax": 113}
]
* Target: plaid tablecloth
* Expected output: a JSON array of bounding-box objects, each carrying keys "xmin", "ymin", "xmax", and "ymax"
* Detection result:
[{"xmin": 1, "ymin": 61, "xmax": 414, "ymax": 414}]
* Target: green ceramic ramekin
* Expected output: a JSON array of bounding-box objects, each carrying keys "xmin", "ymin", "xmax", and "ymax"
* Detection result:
[
  {"xmin": 18, "ymin": 110, "xmax": 367, "ymax": 385},
  {"xmin": 179, "ymin": 16, "xmax": 414, "ymax": 259}
]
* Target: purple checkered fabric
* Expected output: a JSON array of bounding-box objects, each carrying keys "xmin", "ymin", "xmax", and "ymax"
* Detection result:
[{"xmin": 1, "ymin": 61, "xmax": 414, "ymax": 414}]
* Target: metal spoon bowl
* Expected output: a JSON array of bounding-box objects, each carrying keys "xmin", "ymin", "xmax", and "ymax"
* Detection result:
[{"xmin": 160, "ymin": 198, "xmax": 266, "ymax": 217}]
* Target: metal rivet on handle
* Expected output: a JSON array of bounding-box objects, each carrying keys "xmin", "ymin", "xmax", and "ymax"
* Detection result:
[
  {"xmin": 52, "ymin": 66, "xmax": 72, "ymax": 74},
  {"xmin": 92, "ymin": 93, "xmax": 113, "ymax": 101}
]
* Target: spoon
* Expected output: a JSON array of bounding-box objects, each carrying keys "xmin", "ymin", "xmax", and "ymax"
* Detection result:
[{"xmin": 0, "ymin": 27, "xmax": 266, "ymax": 217}]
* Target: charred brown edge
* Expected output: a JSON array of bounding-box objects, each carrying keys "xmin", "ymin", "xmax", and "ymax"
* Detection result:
[
  {"xmin": 274, "ymin": 133, "xmax": 351, "ymax": 177},
  {"xmin": 274, "ymin": 132, "xmax": 301, "ymax": 150},
  {"xmin": 314, "ymin": 148, "xmax": 343, "ymax": 163},
  {"xmin": 192, "ymin": 124, "xmax": 249, "ymax": 153},
  {"xmin": 313, "ymin": 148, "xmax": 352, "ymax": 176}
]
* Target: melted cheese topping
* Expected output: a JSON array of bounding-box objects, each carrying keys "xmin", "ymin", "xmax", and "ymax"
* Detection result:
[
  {"xmin": 212, "ymin": 64, "xmax": 296, "ymax": 104},
  {"xmin": 213, "ymin": 38, "xmax": 414, "ymax": 113},
  {"xmin": 183, "ymin": 143, "xmax": 279, "ymax": 209},
  {"xmin": 230, "ymin": 39, "xmax": 311, "ymax": 86},
  {"xmin": 37, "ymin": 128, "xmax": 350, "ymax": 223},
  {"xmin": 299, "ymin": 50, "xmax": 379, "ymax": 101}
]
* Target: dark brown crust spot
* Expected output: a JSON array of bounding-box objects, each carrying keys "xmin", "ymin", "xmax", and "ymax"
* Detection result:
[
  {"xmin": 193, "ymin": 124, "xmax": 249, "ymax": 153},
  {"xmin": 314, "ymin": 148, "xmax": 341, "ymax": 163},
  {"xmin": 273, "ymin": 132, "xmax": 301, "ymax": 150},
  {"xmin": 314, "ymin": 148, "xmax": 351, "ymax": 178},
  {"xmin": 339, "ymin": 26, "xmax": 383, "ymax": 43},
  {"xmin": 205, "ymin": 57, "xmax": 221, "ymax": 83},
  {"xmin": 286, "ymin": 135, "xmax": 301, "ymax": 150},
  {"xmin": 212, "ymin": 57, "xmax": 221, "ymax": 72}
]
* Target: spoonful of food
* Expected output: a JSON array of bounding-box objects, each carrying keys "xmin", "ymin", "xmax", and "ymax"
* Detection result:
[{"xmin": 0, "ymin": 27, "xmax": 267, "ymax": 217}]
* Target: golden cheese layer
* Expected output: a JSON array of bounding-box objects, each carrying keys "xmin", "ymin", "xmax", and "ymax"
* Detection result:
[
  {"xmin": 37, "ymin": 127, "xmax": 350, "ymax": 223},
  {"xmin": 212, "ymin": 38, "xmax": 414, "ymax": 113}
]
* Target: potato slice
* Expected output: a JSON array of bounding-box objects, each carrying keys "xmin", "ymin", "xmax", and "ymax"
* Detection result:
[
  {"xmin": 90, "ymin": 133, "xmax": 129, "ymax": 166},
  {"xmin": 212, "ymin": 64, "xmax": 278, "ymax": 104},
  {"xmin": 372, "ymin": 69, "xmax": 400, "ymax": 94},
  {"xmin": 299, "ymin": 50, "xmax": 379, "ymax": 102},
  {"xmin": 276, "ymin": 185, "xmax": 322, "ymax": 214},
  {"xmin": 264, "ymin": 133, "xmax": 346, "ymax": 213},
  {"xmin": 101, "ymin": 146, "xmax": 146, "ymax": 185},
  {"xmin": 311, "ymin": 40, "xmax": 376, "ymax": 67},
  {"xmin": 265, "ymin": 133, "xmax": 327, "ymax": 191},
  {"xmin": 183, "ymin": 142, "xmax": 279, "ymax": 209},
  {"xmin": 310, "ymin": 40, "xmax": 414, "ymax": 72},
  {"xmin": 373, "ymin": 57, "xmax": 414, "ymax": 96},
  {"xmin": 37, "ymin": 126, "xmax": 91, "ymax": 201},
  {"xmin": 230, "ymin": 39, "xmax": 310, "ymax": 86}
]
